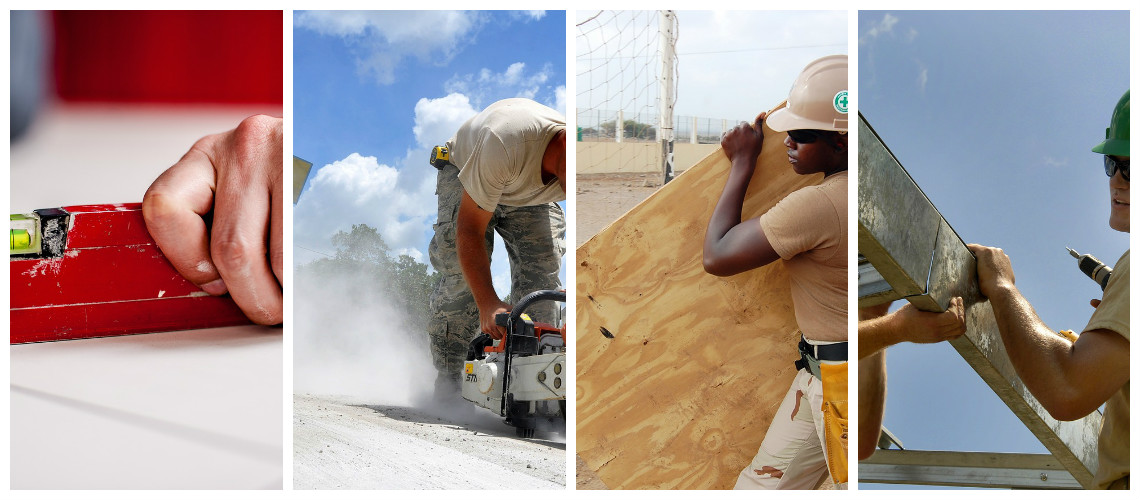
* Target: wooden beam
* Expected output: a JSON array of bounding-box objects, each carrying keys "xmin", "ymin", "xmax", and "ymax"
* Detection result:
[
  {"xmin": 859, "ymin": 449, "xmax": 1081, "ymax": 489},
  {"xmin": 576, "ymin": 102, "xmax": 826, "ymax": 489},
  {"xmin": 857, "ymin": 114, "xmax": 1102, "ymax": 488}
]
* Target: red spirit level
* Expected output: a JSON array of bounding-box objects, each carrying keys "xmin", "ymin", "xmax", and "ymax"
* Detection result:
[{"xmin": 10, "ymin": 203, "xmax": 251, "ymax": 343}]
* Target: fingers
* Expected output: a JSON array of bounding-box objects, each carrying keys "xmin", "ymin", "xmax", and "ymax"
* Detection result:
[
  {"xmin": 210, "ymin": 115, "xmax": 284, "ymax": 325},
  {"xmin": 482, "ymin": 302, "xmax": 512, "ymax": 340},
  {"xmin": 942, "ymin": 296, "xmax": 967, "ymax": 339},
  {"xmin": 143, "ymin": 142, "xmax": 225, "ymax": 293}
]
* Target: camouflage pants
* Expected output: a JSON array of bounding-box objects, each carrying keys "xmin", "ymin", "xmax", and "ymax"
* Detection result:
[{"xmin": 427, "ymin": 164, "xmax": 565, "ymax": 384}]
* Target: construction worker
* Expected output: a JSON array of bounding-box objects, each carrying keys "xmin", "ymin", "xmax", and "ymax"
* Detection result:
[
  {"xmin": 427, "ymin": 98, "xmax": 567, "ymax": 400},
  {"xmin": 702, "ymin": 55, "xmax": 848, "ymax": 489},
  {"xmin": 855, "ymin": 299, "xmax": 966, "ymax": 460},
  {"xmin": 968, "ymin": 90, "xmax": 1129, "ymax": 489}
]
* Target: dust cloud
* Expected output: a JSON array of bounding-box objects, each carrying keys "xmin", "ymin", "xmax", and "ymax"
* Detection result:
[{"xmin": 293, "ymin": 268, "xmax": 435, "ymax": 407}]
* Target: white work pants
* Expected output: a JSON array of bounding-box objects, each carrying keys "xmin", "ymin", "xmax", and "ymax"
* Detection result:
[{"xmin": 733, "ymin": 368, "xmax": 847, "ymax": 490}]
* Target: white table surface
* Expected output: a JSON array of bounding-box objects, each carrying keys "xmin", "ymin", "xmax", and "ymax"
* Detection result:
[{"xmin": 9, "ymin": 103, "xmax": 284, "ymax": 489}]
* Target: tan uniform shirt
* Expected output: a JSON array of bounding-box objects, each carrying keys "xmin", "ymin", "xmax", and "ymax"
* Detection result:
[
  {"xmin": 1085, "ymin": 250, "xmax": 1129, "ymax": 489},
  {"xmin": 759, "ymin": 171, "xmax": 848, "ymax": 342},
  {"xmin": 448, "ymin": 98, "xmax": 565, "ymax": 212}
]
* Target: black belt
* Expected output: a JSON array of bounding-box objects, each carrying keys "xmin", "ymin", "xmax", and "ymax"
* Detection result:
[
  {"xmin": 798, "ymin": 336, "xmax": 848, "ymax": 362},
  {"xmin": 794, "ymin": 336, "xmax": 847, "ymax": 379}
]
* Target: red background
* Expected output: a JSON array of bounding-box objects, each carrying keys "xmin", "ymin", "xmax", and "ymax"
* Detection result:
[{"xmin": 52, "ymin": 11, "xmax": 283, "ymax": 104}]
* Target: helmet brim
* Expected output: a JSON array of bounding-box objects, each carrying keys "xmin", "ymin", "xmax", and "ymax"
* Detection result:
[
  {"xmin": 1092, "ymin": 138, "xmax": 1129, "ymax": 157},
  {"xmin": 766, "ymin": 107, "xmax": 848, "ymax": 133}
]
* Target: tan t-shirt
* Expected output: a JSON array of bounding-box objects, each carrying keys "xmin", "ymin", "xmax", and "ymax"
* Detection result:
[
  {"xmin": 1085, "ymin": 250, "xmax": 1129, "ymax": 489},
  {"xmin": 448, "ymin": 98, "xmax": 566, "ymax": 212},
  {"xmin": 759, "ymin": 171, "xmax": 848, "ymax": 342}
]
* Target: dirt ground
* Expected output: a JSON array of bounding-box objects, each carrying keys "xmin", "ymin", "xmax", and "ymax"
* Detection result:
[
  {"xmin": 293, "ymin": 394, "xmax": 565, "ymax": 489},
  {"xmin": 573, "ymin": 172, "xmax": 835, "ymax": 491},
  {"xmin": 575, "ymin": 172, "xmax": 664, "ymax": 248}
]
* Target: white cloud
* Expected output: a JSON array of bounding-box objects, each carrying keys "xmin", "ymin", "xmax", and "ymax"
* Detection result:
[
  {"xmin": 1043, "ymin": 156, "xmax": 1069, "ymax": 168},
  {"xmin": 549, "ymin": 85, "xmax": 566, "ymax": 115},
  {"xmin": 295, "ymin": 11, "xmax": 486, "ymax": 85},
  {"xmin": 513, "ymin": 11, "xmax": 546, "ymax": 22},
  {"xmin": 412, "ymin": 93, "xmax": 479, "ymax": 148},
  {"xmin": 917, "ymin": 66, "xmax": 928, "ymax": 93},
  {"xmin": 443, "ymin": 62, "xmax": 558, "ymax": 110},
  {"xmin": 294, "ymin": 153, "xmax": 436, "ymax": 267},
  {"xmin": 865, "ymin": 13, "xmax": 900, "ymax": 40}
]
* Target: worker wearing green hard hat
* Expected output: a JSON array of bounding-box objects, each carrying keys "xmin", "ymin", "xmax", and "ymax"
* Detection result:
[{"xmin": 970, "ymin": 91, "xmax": 1130, "ymax": 489}]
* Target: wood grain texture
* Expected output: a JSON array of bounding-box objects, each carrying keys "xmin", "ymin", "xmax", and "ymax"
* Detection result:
[{"xmin": 576, "ymin": 104, "xmax": 828, "ymax": 489}]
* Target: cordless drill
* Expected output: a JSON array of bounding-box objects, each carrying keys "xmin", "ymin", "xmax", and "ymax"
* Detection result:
[{"xmin": 1066, "ymin": 247, "xmax": 1113, "ymax": 291}]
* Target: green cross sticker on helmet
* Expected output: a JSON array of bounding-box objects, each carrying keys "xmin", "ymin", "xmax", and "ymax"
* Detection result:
[{"xmin": 834, "ymin": 91, "xmax": 848, "ymax": 114}]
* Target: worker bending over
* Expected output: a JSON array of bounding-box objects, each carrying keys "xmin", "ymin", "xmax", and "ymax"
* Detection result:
[{"xmin": 427, "ymin": 98, "xmax": 567, "ymax": 401}]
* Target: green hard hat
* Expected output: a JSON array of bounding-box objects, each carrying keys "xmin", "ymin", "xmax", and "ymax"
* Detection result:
[{"xmin": 1092, "ymin": 90, "xmax": 1129, "ymax": 156}]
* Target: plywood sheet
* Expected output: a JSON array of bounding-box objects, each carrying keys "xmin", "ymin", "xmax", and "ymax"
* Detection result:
[{"xmin": 576, "ymin": 104, "xmax": 828, "ymax": 489}]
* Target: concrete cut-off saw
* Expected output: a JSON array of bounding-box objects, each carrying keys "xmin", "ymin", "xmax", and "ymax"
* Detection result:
[{"xmin": 461, "ymin": 289, "xmax": 566, "ymax": 438}]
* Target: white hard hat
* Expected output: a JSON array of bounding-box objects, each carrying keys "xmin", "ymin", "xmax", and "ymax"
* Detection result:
[{"xmin": 766, "ymin": 55, "xmax": 848, "ymax": 133}]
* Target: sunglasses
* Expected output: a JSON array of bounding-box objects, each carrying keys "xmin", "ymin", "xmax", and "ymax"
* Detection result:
[
  {"xmin": 786, "ymin": 129, "xmax": 827, "ymax": 144},
  {"xmin": 1104, "ymin": 156, "xmax": 1129, "ymax": 182}
]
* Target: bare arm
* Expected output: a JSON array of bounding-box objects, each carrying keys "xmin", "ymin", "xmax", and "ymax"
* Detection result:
[
  {"xmin": 859, "ymin": 350, "xmax": 887, "ymax": 460},
  {"xmin": 703, "ymin": 115, "xmax": 779, "ymax": 276},
  {"xmin": 970, "ymin": 244, "xmax": 1129, "ymax": 420},
  {"xmin": 857, "ymin": 298, "xmax": 966, "ymax": 360},
  {"xmin": 456, "ymin": 190, "xmax": 509, "ymax": 339}
]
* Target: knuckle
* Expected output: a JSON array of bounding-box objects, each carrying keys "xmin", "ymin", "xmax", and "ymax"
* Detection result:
[
  {"xmin": 141, "ymin": 189, "xmax": 180, "ymax": 231},
  {"xmin": 212, "ymin": 234, "xmax": 265, "ymax": 273}
]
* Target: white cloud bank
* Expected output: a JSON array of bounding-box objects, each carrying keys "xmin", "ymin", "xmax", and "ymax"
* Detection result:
[{"xmin": 295, "ymin": 11, "xmax": 486, "ymax": 85}]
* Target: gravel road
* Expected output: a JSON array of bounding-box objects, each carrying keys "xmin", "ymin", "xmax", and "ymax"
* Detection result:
[{"xmin": 294, "ymin": 394, "xmax": 566, "ymax": 489}]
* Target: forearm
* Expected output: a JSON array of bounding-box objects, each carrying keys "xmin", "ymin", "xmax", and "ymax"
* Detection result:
[
  {"xmin": 456, "ymin": 224, "xmax": 499, "ymax": 311},
  {"xmin": 858, "ymin": 351, "xmax": 887, "ymax": 460},
  {"xmin": 702, "ymin": 157, "xmax": 755, "ymax": 275},
  {"xmin": 858, "ymin": 315, "xmax": 898, "ymax": 360},
  {"xmin": 986, "ymin": 284, "xmax": 1085, "ymax": 417}
]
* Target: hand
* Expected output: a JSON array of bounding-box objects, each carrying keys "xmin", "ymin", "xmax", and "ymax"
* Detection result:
[
  {"xmin": 142, "ymin": 115, "xmax": 284, "ymax": 325},
  {"xmin": 967, "ymin": 243, "xmax": 1016, "ymax": 299},
  {"xmin": 721, "ymin": 113, "xmax": 766, "ymax": 167},
  {"xmin": 894, "ymin": 296, "xmax": 967, "ymax": 344},
  {"xmin": 480, "ymin": 299, "xmax": 512, "ymax": 340}
]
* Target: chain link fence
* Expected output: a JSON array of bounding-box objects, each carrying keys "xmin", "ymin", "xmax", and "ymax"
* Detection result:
[{"xmin": 577, "ymin": 108, "xmax": 746, "ymax": 144}]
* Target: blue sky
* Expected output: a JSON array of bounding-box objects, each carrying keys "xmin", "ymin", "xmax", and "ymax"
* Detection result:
[
  {"xmin": 859, "ymin": 11, "xmax": 1129, "ymax": 489},
  {"xmin": 293, "ymin": 11, "xmax": 566, "ymax": 297}
]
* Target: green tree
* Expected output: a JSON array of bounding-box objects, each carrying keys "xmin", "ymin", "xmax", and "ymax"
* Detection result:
[{"xmin": 599, "ymin": 119, "xmax": 656, "ymax": 140}]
